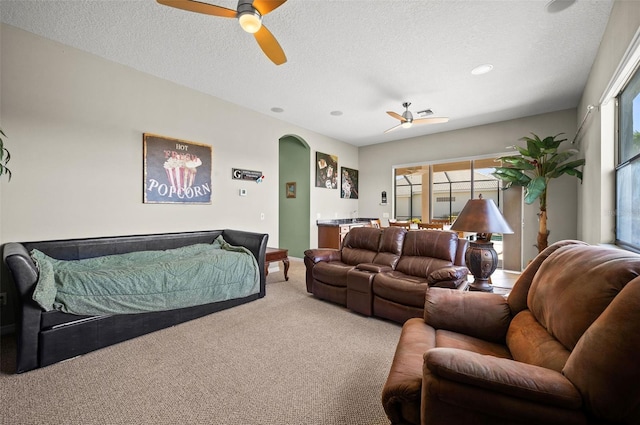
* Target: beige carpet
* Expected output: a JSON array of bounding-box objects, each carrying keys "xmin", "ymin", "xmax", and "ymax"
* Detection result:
[{"xmin": 0, "ymin": 260, "xmax": 402, "ymax": 424}]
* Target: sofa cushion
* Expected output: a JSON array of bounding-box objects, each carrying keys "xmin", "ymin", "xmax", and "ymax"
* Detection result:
[
  {"xmin": 394, "ymin": 231, "xmax": 457, "ymax": 278},
  {"xmin": 312, "ymin": 261, "xmax": 354, "ymax": 287},
  {"xmin": 401, "ymin": 230, "xmax": 457, "ymax": 260},
  {"xmin": 506, "ymin": 310, "xmax": 570, "ymax": 372},
  {"xmin": 371, "ymin": 226, "xmax": 406, "ymax": 268},
  {"xmin": 373, "ymin": 271, "xmax": 429, "ymax": 307},
  {"xmin": 435, "ymin": 330, "xmax": 512, "ymax": 359},
  {"xmin": 528, "ymin": 244, "xmax": 640, "ymax": 351},
  {"xmin": 507, "ymin": 240, "xmax": 587, "ymax": 316},
  {"xmin": 340, "ymin": 227, "xmax": 381, "ymax": 266},
  {"xmin": 563, "ymin": 277, "xmax": 640, "ymax": 425}
]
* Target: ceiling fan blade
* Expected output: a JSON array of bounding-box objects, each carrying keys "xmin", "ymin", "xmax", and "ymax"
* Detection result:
[
  {"xmin": 254, "ymin": 25, "xmax": 287, "ymax": 65},
  {"xmin": 413, "ymin": 117, "xmax": 450, "ymax": 125},
  {"xmin": 252, "ymin": 0, "xmax": 287, "ymax": 15},
  {"xmin": 384, "ymin": 124, "xmax": 403, "ymax": 134},
  {"xmin": 386, "ymin": 111, "xmax": 406, "ymax": 121},
  {"xmin": 156, "ymin": 0, "xmax": 237, "ymax": 18}
]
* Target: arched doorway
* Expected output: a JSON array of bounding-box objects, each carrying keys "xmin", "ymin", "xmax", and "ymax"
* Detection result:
[{"xmin": 279, "ymin": 135, "xmax": 310, "ymax": 258}]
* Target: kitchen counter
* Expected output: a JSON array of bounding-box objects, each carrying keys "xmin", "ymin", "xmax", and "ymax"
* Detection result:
[
  {"xmin": 316, "ymin": 218, "xmax": 378, "ymax": 226},
  {"xmin": 316, "ymin": 218, "xmax": 379, "ymax": 249}
]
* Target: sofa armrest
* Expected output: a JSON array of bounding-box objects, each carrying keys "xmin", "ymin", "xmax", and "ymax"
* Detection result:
[
  {"xmin": 356, "ymin": 263, "xmax": 392, "ymax": 273},
  {"xmin": 425, "ymin": 348, "xmax": 582, "ymax": 409},
  {"xmin": 427, "ymin": 265, "xmax": 469, "ymax": 288},
  {"xmin": 424, "ymin": 288, "xmax": 512, "ymax": 343},
  {"xmin": 3, "ymin": 243, "xmax": 39, "ymax": 296},
  {"xmin": 304, "ymin": 248, "xmax": 341, "ymax": 263},
  {"xmin": 222, "ymin": 229, "xmax": 268, "ymax": 298},
  {"xmin": 3, "ymin": 242, "xmax": 44, "ymax": 373}
]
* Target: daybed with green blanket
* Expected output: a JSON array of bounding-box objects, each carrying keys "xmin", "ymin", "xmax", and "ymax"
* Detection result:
[{"xmin": 3, "ymin": 229, "xmax": 268, "ymax": 373}]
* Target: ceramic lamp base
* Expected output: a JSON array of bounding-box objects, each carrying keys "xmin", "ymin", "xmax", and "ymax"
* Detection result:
[{"xmin": 465, "ymin": 241, "xmax": 498, "ymax": 292}]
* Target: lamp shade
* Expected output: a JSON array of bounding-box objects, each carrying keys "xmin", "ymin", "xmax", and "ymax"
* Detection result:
[{"xmin": 450, "ymin": 197, "xmax": 514, "ymax": 234}]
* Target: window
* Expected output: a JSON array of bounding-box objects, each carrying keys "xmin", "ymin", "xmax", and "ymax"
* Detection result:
[
  {"xmin": 394, "ymin": 158, "xmax": 502, "ymax": 222},
  {"xmin": 393, "ymin": 157, "xmax": 513, "ymax": 268},
  {"xmin": 617, "ymin": 65, "xmax": 640, "ymax": 252}
]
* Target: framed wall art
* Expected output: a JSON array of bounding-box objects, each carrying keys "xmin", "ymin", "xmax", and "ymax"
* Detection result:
[
  {"xmin": 286, "ymin": 182, "xmax": 297, "ymax": 198},
  {"xmin": 143, "ymin": 133, "xmax": 212, "ymax": 204},
  {"xmin": 315, "ymin": 151, "xmax": 338, "ymax": 189},
  {"xmin": 341, "ymin": 167, "xmax": 359, "ymax": 199}
]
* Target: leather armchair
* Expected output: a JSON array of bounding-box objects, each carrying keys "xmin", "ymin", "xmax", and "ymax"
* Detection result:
[{"xmin": 382, "ymin": 240, "xmax": 640, "ymax": 425}]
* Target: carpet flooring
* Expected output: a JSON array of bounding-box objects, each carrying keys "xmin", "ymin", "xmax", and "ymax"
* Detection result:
[{"xmin": 0, "ymin": 260, "xmax": 402, "ymax": 425}]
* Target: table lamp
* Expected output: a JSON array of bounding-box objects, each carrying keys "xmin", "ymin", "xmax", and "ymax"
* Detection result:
[{"xmin": 450, "ymin": 195, "xmax": 514, "ymax": 292}]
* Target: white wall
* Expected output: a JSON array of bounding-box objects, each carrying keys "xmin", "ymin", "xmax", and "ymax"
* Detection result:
[
  {"xmin": 0, "ymin": 24, "xmax": 358, "ymax": 249},
  {"xmin": 576, "ymin": 0, "xmax": 640, "ymax": 245},
  {"xmin": 358, "ymin": 109, "xmax": 579, "ymax": 263}
]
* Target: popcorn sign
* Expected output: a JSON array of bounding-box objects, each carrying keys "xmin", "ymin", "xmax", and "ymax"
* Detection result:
[{"xmin": 143, "ymin": 134, "xmax": 212, "ymax": 204}]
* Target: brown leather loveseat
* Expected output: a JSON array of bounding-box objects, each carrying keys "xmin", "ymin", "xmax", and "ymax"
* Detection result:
[
  {"xmin": 382, "ymin": 240, "xmax": 640, "ymax": 425},
  {"xmin": 304, "ymin": 226, "xmax": 469, "ymax": 324}
]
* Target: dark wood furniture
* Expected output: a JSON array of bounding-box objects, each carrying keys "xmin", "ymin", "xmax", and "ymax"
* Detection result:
[
  {"xmin": 265, "ymin": 247, "xmax": 289, "ymax": 281},
  {"xmin": 316, "ymin": 219, "xmax": 378, "ymax": 249}
]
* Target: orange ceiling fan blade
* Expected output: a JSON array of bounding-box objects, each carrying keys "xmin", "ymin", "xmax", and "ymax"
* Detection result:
[
  {"xmin": 252, "ymin": 0, "xmax": 287, "ymax": 15},
  {"xmin": 156, "ymin": 0, "xmax": 237, "ymax": 18},
  {"xmin": 254, "ymin": 25, "xmax": 287, "ymax": 65},
  {"xmin": 386, "ymin": 111, "xmax": 405, "ymax": 121},
  {"xmin": 384, "ymin": 124, "xmax": 403, "ymax": 134},
  {"xmin": 413, "ymin": 117, "xmax": 450, "ymax": 125}
]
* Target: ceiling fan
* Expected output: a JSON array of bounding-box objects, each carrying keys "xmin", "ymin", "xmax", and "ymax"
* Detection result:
[
  {"xmin": 157, "ymin": 0, "xmax": 287, "ymax": 65},
  {"xmin": 384, "ymin": 102, "xmax": 449, "ymax": 133}
]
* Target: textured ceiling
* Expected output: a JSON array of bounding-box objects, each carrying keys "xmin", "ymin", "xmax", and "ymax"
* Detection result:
[{"xmin": 0, "ymin": 0, "xmax": 614, "ymax": 146}]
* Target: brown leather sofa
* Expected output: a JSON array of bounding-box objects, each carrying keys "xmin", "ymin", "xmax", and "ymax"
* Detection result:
[
  {"xmin": 382, "ymin": 240, "xmax": 640, "ymax": 425},
  {"xmin": 304, "ymin": 227, "xmax": 469, "ymax": 323}
]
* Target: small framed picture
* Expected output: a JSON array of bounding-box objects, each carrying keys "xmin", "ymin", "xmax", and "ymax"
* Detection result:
[
  {"xmin": 341, "ymin": 167, "xmax": 359, "ymax": 199},
  {"xmin": 315, "ymin": 151, "xmax": 338, "ymax": 189},
  {"xmin": 286, "ymin": 182, "xmax": 296, "ymax": 198}
]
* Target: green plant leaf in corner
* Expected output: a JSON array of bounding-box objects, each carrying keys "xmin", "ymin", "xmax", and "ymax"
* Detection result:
[
  {"xmin": 524, "ymin": 176, "xmax": 546, "ymax": 204},
  {"xmin": 493, "ymin": 132, "xmax": 583, "ymax": 253},
  {"xmin": 0, "ymin": 127, "xmax": 12, "ymax": 181}
]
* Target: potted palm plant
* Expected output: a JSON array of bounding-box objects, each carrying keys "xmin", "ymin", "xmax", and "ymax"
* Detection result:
[
  {"xmin": 0, "ymin": 128, "xmax": 11, "ymax": 180},
  {"xmin": 492, "ymin": 133, "xmax": 584, "ymax": 253}
]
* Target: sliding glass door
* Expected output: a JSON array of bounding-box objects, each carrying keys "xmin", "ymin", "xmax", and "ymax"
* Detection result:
[{"xmin": 394, "ymin": 158, "xmax": 523, "ymax": 271}]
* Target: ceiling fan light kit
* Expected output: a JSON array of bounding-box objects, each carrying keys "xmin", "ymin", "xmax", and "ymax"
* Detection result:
[
  {"xmin": 238, "ymin": 9, "xmax": 262, "ymax": 33},
  {"xmin": 384, "ymin": 102, "xmax": 449, "ymax": 133},
  {"xmin": 157, "ymin": 0, "xmax": 287, "ymax": 65}
]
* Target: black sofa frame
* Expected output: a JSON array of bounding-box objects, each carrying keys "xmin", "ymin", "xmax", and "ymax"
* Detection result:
[{"xmin": 3, "ymin": 229, "xmax": 268, "ymax": 373}]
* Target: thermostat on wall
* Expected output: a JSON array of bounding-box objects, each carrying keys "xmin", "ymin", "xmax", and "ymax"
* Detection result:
[{"xmin": 239, "ymin": 189, "xmax": 247, "ymax": 196}]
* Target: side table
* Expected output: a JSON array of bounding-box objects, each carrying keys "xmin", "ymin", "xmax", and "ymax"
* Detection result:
[{"xmin": 265, "ymin": 247, "xmax": 290, "ymax": 281}]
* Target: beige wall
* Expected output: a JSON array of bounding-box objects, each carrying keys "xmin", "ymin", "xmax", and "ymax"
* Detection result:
[
  {"xmin": 358, "ymin": 109, "xmax": 578, "ymax": 264},
  {"xmin": 0, "ymin": 24, "xmax": 358, "ymax": 250},
  {"xmin": 577, "ymin": 0, "xmax": 640, "ymax": 245},
  {"xmin": 1, "ymin": 0, "xmax": 637, "ymax": 269}
]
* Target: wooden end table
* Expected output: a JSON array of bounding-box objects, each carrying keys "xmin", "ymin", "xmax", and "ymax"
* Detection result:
[{"xmin": 265, "ymin": 247, "xmax": 290, "ymax": 281}]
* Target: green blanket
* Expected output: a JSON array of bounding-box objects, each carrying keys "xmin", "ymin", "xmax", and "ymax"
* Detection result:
[{"xmin": 31, "ymin": 236, "xmax": 259, "ymax": 315}]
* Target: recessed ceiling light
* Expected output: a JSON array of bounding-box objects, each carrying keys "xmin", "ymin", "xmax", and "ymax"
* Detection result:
[
  {"xmin": 330, "ymin": 110, "xmax": 343, "ymax": 116},
  {"xmin": 270, "ymin": 107, "xmax": 284, "ymax": 113},
  {"xmin": 471, "ymin": 64, "xmax": 494, "ymax": 75},
  {"xmin": 545, "ymin": 0, "xmax": 576, "ymax": 13}
]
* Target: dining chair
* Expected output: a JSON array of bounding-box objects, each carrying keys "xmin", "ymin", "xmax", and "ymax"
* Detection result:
[
  {"xmin": 418, "ymin": 223, "xmax": 444, "ymax": 230},
  {"xmin": 389, "ymin": 221, "xmax": 411, "ymax": 230}
]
